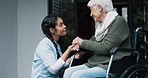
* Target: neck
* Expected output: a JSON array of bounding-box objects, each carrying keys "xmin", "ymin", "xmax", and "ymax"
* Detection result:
[{"xmin": 52, "ymin": 35, "xmax": 60, "ymax": 42}]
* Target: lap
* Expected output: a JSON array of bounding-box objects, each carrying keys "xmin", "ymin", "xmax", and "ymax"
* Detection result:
[
  {"xmin": 72, "ymin": 66, "xmax": 106, "ymax": 78},
  {"xmin": 66, "ymin": 65, "xmax": 107, "ymax": 78},
  {"xmin": 67, "ymin": 64, "xmax": 89, "ymax": 70}
]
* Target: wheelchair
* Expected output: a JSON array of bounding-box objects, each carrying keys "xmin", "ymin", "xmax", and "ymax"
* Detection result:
[{"xmin": 106, "ymin": 27, "xmax": 148, "ymax": 78}]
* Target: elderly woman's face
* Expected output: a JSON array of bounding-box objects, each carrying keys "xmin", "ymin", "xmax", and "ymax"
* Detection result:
[{"xmin": 90, "ymin": 5, "xmax": 102, "ymax": 22}]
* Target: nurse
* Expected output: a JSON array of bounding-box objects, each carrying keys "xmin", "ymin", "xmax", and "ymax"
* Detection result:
[{"xmin": 31, "ymin": 15, "xmax": 75, "ymax": 78}]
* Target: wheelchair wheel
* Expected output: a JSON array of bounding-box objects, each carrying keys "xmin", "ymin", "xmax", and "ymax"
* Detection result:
[
  {"xmin": 127, "ymin": 68, "xmax": 148, "ymax": 78},
  {"xmin": 120, "ymin": 64, "xmax": 148, "ymax": 78},
  {"xmin": 120, "ymin": 65, "xmax": 148, "ymax": 78}
]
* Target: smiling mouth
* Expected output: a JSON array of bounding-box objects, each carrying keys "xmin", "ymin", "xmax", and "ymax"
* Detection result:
[{"xmin": 63, "ymin": 29, "xmax": 67, "ymax": 32}]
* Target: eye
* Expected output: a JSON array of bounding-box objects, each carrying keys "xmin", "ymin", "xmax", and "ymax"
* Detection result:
[
  {"xmin": 58, "ymin": 23, "xmax": 61, "ymax": 27},
  {"xmin": 59, "ymin": 22, "xmax": 63, "ymax": 27}
]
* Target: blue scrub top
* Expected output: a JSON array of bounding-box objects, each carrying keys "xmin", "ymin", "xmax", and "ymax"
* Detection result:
[{"xmin": 31, "ymin": 37, "xmax": 62, "ymax": 78}]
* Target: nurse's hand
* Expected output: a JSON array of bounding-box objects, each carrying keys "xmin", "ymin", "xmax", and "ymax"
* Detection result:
[{"xmin": 66, "ymin": 45, "xmax": 76, "ymax": 52}]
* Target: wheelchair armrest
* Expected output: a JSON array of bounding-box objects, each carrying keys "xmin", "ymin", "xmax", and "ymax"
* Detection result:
[
  {"xmin": 107, "ymin": 47, "xmax": 137, "ymax": 78},
  {"xmin": 110, "ymin": 47, "xmax": 136, "ymax": 55}
]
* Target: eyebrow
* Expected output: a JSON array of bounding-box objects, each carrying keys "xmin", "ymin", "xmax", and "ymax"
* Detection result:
[{"xmin": 57, "ymin": 21, "xmax": 63, "ymax": 25}]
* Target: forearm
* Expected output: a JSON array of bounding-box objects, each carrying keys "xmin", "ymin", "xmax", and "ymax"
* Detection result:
[
  {"xmin": 60, "ymin": 49, "xmax": 71, "ymax": 61},
  {"xmin": 47, "ymin": 58, "xmax": 65, "ymax": 74},
  {"xmin": 47, "ymin": 56, "xmax": 72, "ymax": 74},
  {"xmin": 81, "ymin": 37, "xmax": 123, "ymax": 55}
]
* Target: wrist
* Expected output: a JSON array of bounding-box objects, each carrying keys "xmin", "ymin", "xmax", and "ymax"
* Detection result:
[
  {"xmin": 79, "ymin": 40, "xmax": 83, "ymax": 46},
  {"xmin": 65, "ymin": 49, "xmax": 72, "ymax": 53}
]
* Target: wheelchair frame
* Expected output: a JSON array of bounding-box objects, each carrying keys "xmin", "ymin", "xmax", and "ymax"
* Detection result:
[{"xmin": 106, "ymin": 27, "xmax": 148, "ymax": 78}]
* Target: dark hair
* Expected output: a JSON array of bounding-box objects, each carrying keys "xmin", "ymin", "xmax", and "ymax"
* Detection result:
[
  {"xmin": 41, "ymin": 15, "xmax": 58, "ymax": 38},
  {"xmin": 41, "ymin": 15, "xmax": 60, "ymax": 58}
]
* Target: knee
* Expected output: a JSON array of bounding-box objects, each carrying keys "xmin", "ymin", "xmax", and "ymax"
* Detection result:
[
  {"xmin": 64, "ymin": 67, "xmax": 72, "ymax": 74},
  {"xmin": 63, "ymin": 67, "xmax": 74, "ymax": 78}
]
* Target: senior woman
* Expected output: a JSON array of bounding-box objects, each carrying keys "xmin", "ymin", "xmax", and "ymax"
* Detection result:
[{"xmin": 63, "ymin": 0, "xmax": 131, "ymax": 78}]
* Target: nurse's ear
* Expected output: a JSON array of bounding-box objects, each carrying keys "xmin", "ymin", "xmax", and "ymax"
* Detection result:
[{"xmin": 49, "ymin": 28, "xmax": 55, "ymax": 34}]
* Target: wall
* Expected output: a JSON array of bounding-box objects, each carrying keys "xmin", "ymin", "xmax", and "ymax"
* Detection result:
[
  {"xmin": 18, "ymin": 0, "xmax": 47, "ymax": 78},
  {"xmin": 0, "ymin": 0, "xmax": 47, "ymax": 78},
  {"xmin": 0, "ymin": 0, "xmax": 17, "ymax": 78}
]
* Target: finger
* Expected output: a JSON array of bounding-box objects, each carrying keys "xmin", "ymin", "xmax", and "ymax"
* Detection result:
[{"xmin": 72, "ymin": 41, "xmax": 76, "ymax": 45}]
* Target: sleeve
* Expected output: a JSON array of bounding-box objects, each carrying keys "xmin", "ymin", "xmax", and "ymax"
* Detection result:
[
  {"xmin": 36, "ymin": 44, "xmax": 56, "ymax": 68},
  {"xmin": 89, "ymin": 35, "xmax": 96, "ymax": 40},
  {"xmin": 81, "ymin": 16, "xmax": 130, "ymax": 55},
  {"xmin": 36, "ymin": 42, "xmax": 66, "ymax": 74},
  {"xmin": 47, "ymin": 58, "xmax": 65, "ymax": 74},
  {"xmin": 36, "ymin": 40, "xmax": 65, "ymax": 74}
]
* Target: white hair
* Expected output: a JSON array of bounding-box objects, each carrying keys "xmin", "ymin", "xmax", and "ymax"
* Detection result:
[{"xmin": 87, "ymin": 0, "xmax": 114, "ymax": 12}]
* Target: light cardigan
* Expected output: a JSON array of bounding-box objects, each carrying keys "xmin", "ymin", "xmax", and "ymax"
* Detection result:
[
  {"xmin": 31, "ymin": 37, "xmax": 69, "ymax": 78},
  {"xmin": 81, "ymin": 15, "xmax": 131, "ymax": 69}
]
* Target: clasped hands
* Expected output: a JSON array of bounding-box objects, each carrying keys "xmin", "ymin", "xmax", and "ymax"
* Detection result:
[{"xmin": 71, "ymin": 37, "xmax": 85, "ymax": 59}]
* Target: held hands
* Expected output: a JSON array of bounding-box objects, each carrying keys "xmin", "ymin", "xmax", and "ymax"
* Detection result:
[
  {"xmin": 62, "ymin": 37, "xmax": 84, "ymax": 62},
  {"xmin": 72, "ymin": 44, "xmax": 79, "ymax": 51},
  {"xmin": 72, "ymin": 37, "xmax": 83, "ymax": 46},
  {"xmin": 72, "ymin": 37, "xmax": 83, "ymax": 51},
  {"xmin": 66, "ymin": 45, "xmax": 76, "ymax": 52},
  {"xmin": 72, "ymin": 37, "xmax": 84, "ymax": 59},
  {"xmin": 67, "ymin": 37, "xmax": 83, "ymax": 52},
  {"xmin": 67, "ymin": 44, "xmax": 85, "ymax": 60}
]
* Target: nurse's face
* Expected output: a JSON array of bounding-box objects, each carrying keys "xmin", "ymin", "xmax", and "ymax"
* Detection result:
[{"xmin": 54, "ymin": 17, "xmax": 67, "ymax": 36}]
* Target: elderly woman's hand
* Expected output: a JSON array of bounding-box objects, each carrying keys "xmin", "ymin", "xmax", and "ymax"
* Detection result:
[
  {"xmin": 72, "ymin": 44, "xmax": 80, "ymax": 51},
  {"xmin": 72, "ymin": 37, "xmax": 83, "ymax": 46}
]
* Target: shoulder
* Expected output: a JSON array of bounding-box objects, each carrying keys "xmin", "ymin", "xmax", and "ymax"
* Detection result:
[
  {"xmin": 108, "ymin": 15, "xmax": 130, "ymax": 40},
  {"xmin": 39, "ymin": 37, "xmax": 52, "ymax": 45},
  {"xmin": 36, "ymin": 37, "xmax": 54, "ymax": 50},
  {"xmin": 113, "ymin": 15, "xmax": 127, "ymax": 25},
  {"xmin": 109, "ymin": 15, "xmax": 128, "ymax": 30},
  {"xmin": 115, "ymin": 15, "xmax": 124, "ymax": 20}
]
